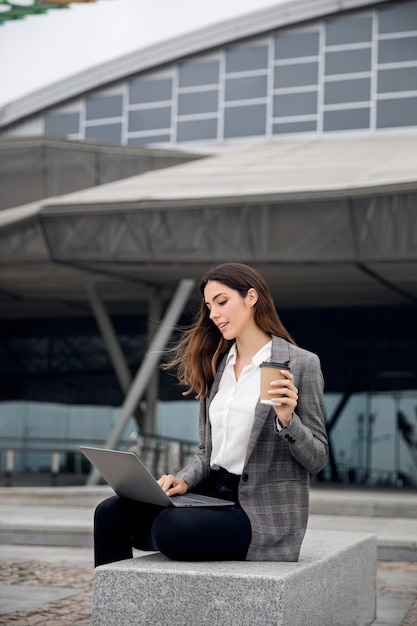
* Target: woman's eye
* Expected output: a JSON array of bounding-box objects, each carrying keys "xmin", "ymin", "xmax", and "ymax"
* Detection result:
[{"xmin": 219, "ymin": 301, "xmax": 227, "ymax": 306}]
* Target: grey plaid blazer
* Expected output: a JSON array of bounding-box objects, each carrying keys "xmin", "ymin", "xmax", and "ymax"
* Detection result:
[{"xmin": 177, "ymin": 335, "xmax": 329, "ymax": 562}]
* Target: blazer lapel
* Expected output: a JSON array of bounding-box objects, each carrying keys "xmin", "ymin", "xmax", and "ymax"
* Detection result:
[
  {"xmin": 270, "ymin": 336, "xmax": 291, "ymax": 365},
  {"xmin": 203, "ymin": 353, "xmax": 227, "ymax": 454},
  {"xmin": 208, "ymin": 352, "xmax": 227, "ymax": 405},
  {"xmin": 245, "ymin": 401, "xmax": 272, "ymax": 462}
]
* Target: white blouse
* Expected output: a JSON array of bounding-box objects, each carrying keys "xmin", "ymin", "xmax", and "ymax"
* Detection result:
[{"xmin": 209, "ymin": 340, "xmax": 272, "ymax": 475}]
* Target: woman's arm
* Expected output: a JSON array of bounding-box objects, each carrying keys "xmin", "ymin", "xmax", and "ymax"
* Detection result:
[
  {"xmin": 275, "ymin": 352, "xmax": 328, "ymax": 474},
  {"xmin": 176, "ymin": 397, "xmax": 212, "ymax": 488}
]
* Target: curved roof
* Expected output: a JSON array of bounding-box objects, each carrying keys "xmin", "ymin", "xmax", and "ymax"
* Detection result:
[
  {"xmin": 0, "ymin": 0, "xmax": 390, "ymax": 129},
  {"xmin": 40, "ymin": 135, "xmax": 417, "ymax": 210}
]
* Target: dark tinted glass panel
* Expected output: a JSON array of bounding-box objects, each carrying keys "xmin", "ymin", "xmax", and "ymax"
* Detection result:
[
  {"xmin": 225, "ymin": 45, "xmax": 268, "ymax": 72},
  {"xmin": 178, "ymin": 91, "xmax": 218, "ymax": 115},
  {"xmin": 323, "ymin": 108, "xmax": 370, "ymax": 131},
  {"xmin": 45, "ymin": 113, "xmax": 79, "ymax": 135},
  {"xmin": 128, "ymin": 108, "xmax": 171, "ymax": 131},
  {"xmin": 128, "ymin": 135, "xmax": 171, "ymax": 145},
  {"xmin": 325, "ymin": 16, "xmax": 372, "ymax": 45},
  {"xmin": 325, "ymin": 48, "xmax": 372, "ymax": 75},
  {"xmin": 274, "ymin": 62, "xmax": 318, "ymax": 88},
  {"xmin": 377, "ymin": 67, "xmax": 417, "ymax": 93},
  {"xmin": 378, "ymin": 4, "xmax": 417, "ymax": 34},
  {"xmin": 273, "ymin": 92, "xmax": 317, "ymax": 117},
  {"xmin": 129, "ymin": 78, "xmax": 172, "ymax": 104},
  {"xmin": 324, "ymin": 78, "xmax": 371, "ymax": 104},
  {"xmin": 85, "ymin": 124, "xmax": 122, "ymax": 144},
  {"xmin": 378, "ymin": 37, "xmax": 417, "ymax": 64},
  {"xmin": 224, "ymin": 104, "xmax": 266, "ymax": 138},
  {"xmin": 86, "ymin": 96, "xmax": 123, "ymax": 120},
  {"xmin": 273, "ymin": 120, "xmax": 317, "ymax": 134},
  {"xmin": 274, "ymin": 31, "xmax": 319, "ymax": 59},
  {"xmin": 177, "ymin": 118, "xmax": 217, "ymax": 141},
  {"xmin": 225, "ymin": 75, "xmax": 267, "ymax": 101},
  {"xmin": 178, "ymin": 61, "xmax": 219, "ymax": 87},
  {"xmin": 377, "ymin": 97, "xmax": 417, "ymax": 128}
]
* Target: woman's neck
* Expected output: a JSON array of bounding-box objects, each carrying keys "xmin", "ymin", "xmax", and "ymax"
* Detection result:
[
  {"xmin": 235, "ymin": 329, "xmax": 271, "ymax": 363},
  {"xmin": 233, "ymin": 330, "xmax": 270, "ymax": 381}
]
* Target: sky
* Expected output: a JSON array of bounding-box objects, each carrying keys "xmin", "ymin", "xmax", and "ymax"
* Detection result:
[{"xmin": 0, "ymin": 0, "xmax": 286, "ymax": 108}]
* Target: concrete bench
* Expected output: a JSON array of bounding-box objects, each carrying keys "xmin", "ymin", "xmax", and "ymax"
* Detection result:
[{"xmin": 92, "ymin": 529, "xmax": 376, "ymax": 626}]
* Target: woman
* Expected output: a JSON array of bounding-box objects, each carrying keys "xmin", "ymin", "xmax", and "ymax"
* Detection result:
[{"xmin": 94, "ymin": 263, "xmax": 328, "ymax": 566}]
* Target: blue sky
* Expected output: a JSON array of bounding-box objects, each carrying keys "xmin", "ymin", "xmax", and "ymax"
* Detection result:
[{"xmin": 0, "ymin": 0, "xmax": 285, "ymax": 107}]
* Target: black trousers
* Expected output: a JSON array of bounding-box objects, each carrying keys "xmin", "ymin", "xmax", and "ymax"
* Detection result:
[{"xmin": 94, "ymin": 468, "xmax": 251, "ymax": 566}]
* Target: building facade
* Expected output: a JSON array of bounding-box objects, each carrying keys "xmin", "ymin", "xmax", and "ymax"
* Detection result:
[
  {"xmin": 2, "ymin": 0, "xmax": 417, "ymax": 146},
  {"xmin": 0, "ymin": 0, "xmax": 416, "ymax": 486}
]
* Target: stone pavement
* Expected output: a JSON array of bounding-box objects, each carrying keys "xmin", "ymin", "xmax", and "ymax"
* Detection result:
[
  {"xmin": 0, "ymin": 485, "xmax": 416, "ymax": 625},
  {"xmin": 0, "ymin": 545, "xmax": 153, "ymax": 626},
  {"xmin": 0, "ymin": 553, "xmax": 92, "ymax": 626}
]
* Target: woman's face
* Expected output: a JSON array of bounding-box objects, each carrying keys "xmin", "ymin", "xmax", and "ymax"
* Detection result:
[{"xmin": 203, "ymin": 280, "xmax": 257, "ymax": 341}]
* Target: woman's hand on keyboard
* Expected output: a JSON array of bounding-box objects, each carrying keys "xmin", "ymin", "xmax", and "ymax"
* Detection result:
[{"xmin": 157, "ymin": 474, "xmax": 188, "ymax": 497}]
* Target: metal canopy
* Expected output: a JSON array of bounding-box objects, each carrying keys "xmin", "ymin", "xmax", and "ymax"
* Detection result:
[{"xmin": 0, "ymin": 136, "xmax": 417, "ymax": 319}]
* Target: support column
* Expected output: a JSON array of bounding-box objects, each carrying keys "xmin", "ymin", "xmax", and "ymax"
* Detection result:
[
  {"xmin": 143, "ymin": 286, "xmax": 163, "ymax": 437},
  {"xmin": 85, "ymin": 281, "xmax": 132, "ymax": 393},
  {"xmin": 86, "ymin": 278, "xmax": 195, "ymax": 485},
  {"xmin": 85, "ymin": 281, "xmax": 144, "ymax": 429}
]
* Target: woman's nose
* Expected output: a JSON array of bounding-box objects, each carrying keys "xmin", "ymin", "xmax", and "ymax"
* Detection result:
[{"xmin": 209, "ymin": 307, "xmax": 218, "ymax": 319}]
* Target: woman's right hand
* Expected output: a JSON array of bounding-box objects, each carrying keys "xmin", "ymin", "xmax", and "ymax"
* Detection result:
[{"xmin": 157, "ymin": 474, "xmax": 188, "ymax": 497}]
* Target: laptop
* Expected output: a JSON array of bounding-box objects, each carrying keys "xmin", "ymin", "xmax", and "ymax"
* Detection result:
[{"xmin": 79, "ymin": 446, "xmax": 234, "ymax": 508}]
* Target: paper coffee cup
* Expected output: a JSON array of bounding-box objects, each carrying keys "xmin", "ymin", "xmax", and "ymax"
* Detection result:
[{"xmin": 259, "ymin": 361, "xmax": 290, "ymax": 406}]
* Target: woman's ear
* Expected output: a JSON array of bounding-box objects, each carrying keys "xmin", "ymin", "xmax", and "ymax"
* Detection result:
[{"xmin": 246, "ymin": 288, "xmax": 258, "ymax": 308}]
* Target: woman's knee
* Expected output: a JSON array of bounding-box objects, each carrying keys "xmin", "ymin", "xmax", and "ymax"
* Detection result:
[
  {"xmin": 151, "ymin": 509, "xmax": 190, "ymax": 559},
  {"xmin": 94, "ymin": 495, "xmax": 123, "ymax": 527},
  {"xmin": 152, "ymin": 509, "xmax": 182, "ymax": 541},
  {"xmin": 95, "ymin": 494, "xmax": 118, "ymax": 515},
  {"xmin": 151, "ymin": 507, "xmax": 251, "ymax": 561}
]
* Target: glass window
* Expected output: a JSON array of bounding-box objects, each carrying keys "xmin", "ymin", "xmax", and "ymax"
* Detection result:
[
  {"xmin": 325, "ymin": 16, "xmax": 372, "ymax": 45},
  {"xmin": 85, "ymin": 124, "xmax": 122, "ymax": 144},
  {"xmin": 128, "ymin": 108, "xmax": 171, "ymax": 132},
  {"xmin": 225, "ymin": 75, "xmax": 267, "ymax": 101},
  {"xmin": 273, "ymin": 92, "xmax": 317, "ymax": 117},
  {"xmin": 274, "ymin": 62, "xmax": 318, "ymax": 88},
  {"xmin": 225, "ymin": 45, "xmax": 269, "ymax": 72},
  {"xmin": 377, "ymin": 67, "xmax": 417, "ymax": 93},
  {"xmin": 378, "ymin": 3, "xmax": 417, "ymax": 34},
  {"xmin": 129, "ymin": 78, "xmax": 172, "ymax": 104},
  {"xmin": 274, "ymin": 31, "xmax": 319, "ymax": 60},
  {"xmin": 325, "ymin": 48, "xmax": 372, "ymax": 75},
  {"xmin": 377, "ymin": 97, "xmax": 417, "ymax": 128},
  {"xmin": 178, "ymin": 60, "xmax": 219, "ymax": 88},
  {"xmin": 378, "ymin": 37, "xmax": 417, "ymax": 64},
  {"xmin": 323, "ymin": 108, "xmax": 370, "ymax": 131},
  {"xmin": 224, "ymin": 104, "xmax": 266, "ymax": 138},
  {"xmin": 273, "ymin": 120, "xmax": 317, "ymax": 134},
  {"xmin": 128, "ymin": 135, "xmax": 171, "ymax": 145},
  {"xmin": 177, "ymin": 118, "xmax": 218, "ymax": 141},
  {"xmin": 86, "ymin": 96, "xmax": 123, "ymax": 121},
  {"xmin": 45, "ymin": 113, "xmax": 80, "ymax": 135},
  {"xmin": 324, "ymin": 78, "xmax": 371, "ymax": 104},
  {"xmin": 178, "ymin": 91, "xmax": 218, "ymax": 115}
]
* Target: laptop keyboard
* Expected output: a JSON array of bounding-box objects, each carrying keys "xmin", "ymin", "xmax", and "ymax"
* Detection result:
[{"xmin": 170, "ymin": 495, "xmax": 207, "ymax": 505}]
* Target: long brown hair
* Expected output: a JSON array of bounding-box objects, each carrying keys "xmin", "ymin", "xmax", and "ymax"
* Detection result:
[{"xmin": 163, "ymin": 263, "xmax": 295, "ymax": 399}]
